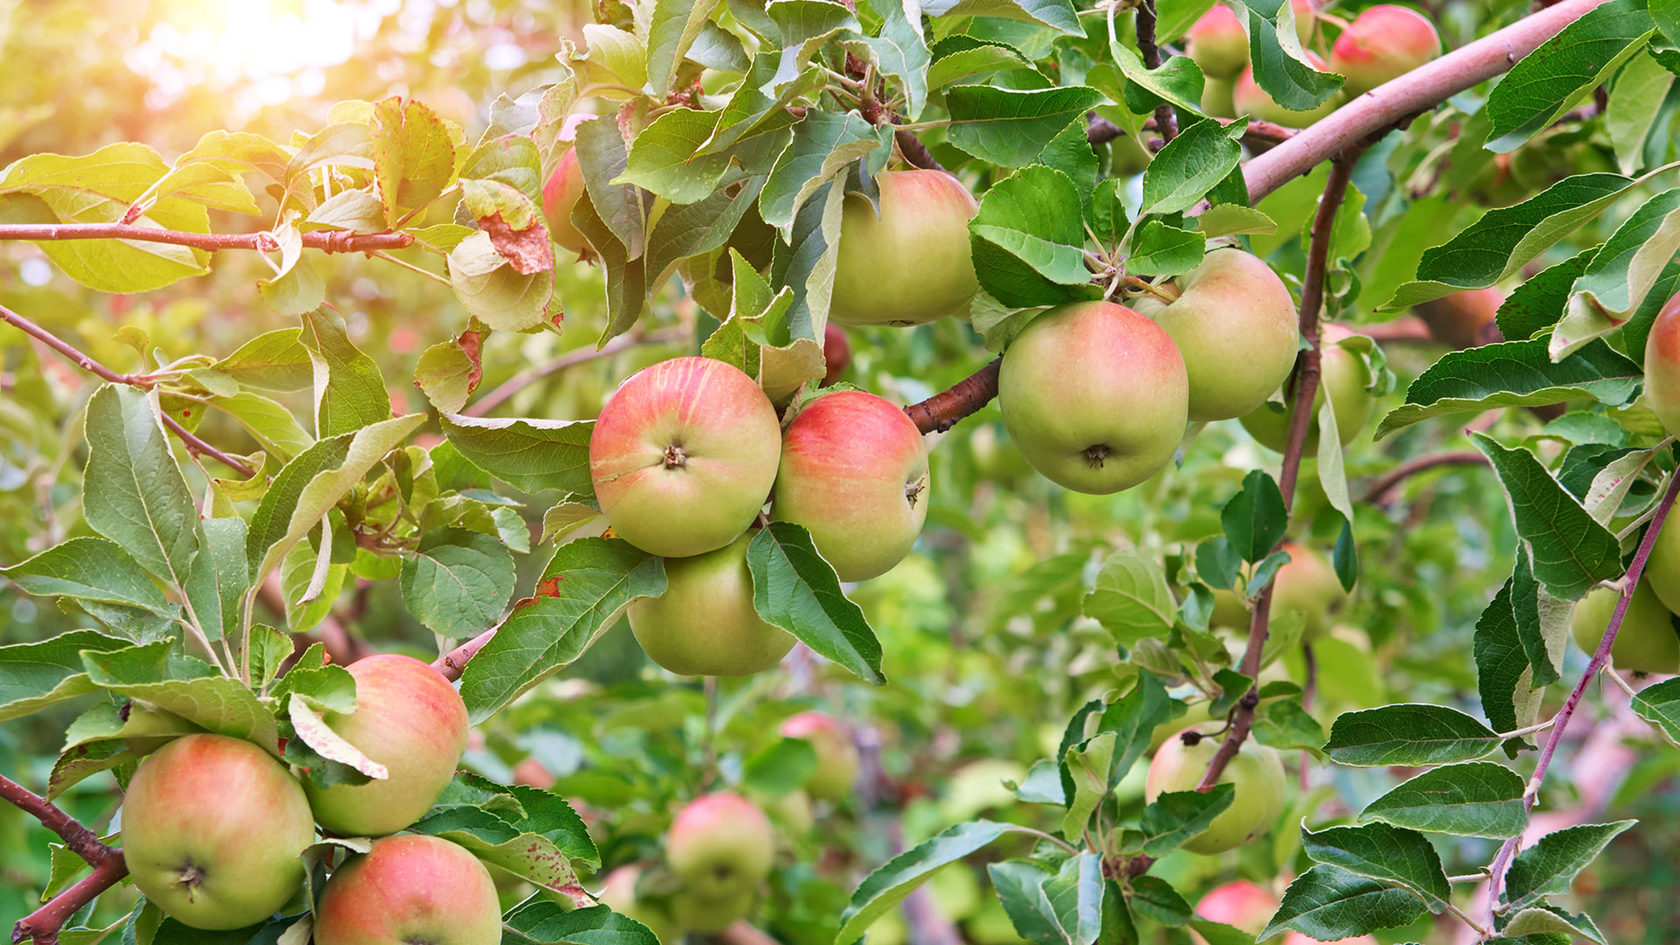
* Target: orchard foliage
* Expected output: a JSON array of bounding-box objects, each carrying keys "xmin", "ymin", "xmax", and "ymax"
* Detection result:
[{"xmin": 3, "ymin": 1, "xmax": 1680, "ymax": 944}]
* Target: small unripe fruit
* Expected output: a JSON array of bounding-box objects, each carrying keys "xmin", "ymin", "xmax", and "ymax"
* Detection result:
[
  {"xmin": 666, "ymin": 793, "xmax": 776, "ymax": 900},
  {"xmin": 779, "ymin": 711, "xmax": 860, "ymax": 801},
  {"xmin": 1569, "ymin": 582, "xmax": 1680, "ymax": 675},
  {"xmin": 1271, "ymin": 543, "xmax": 1348, "ymax": 643},
  {"xmin": 1239, "ymin": 325, "xmax": 1375, "ymax": 453},
  {"xmin": 831, "ymin": 170, "xmax": 979, "ymax": 326},
  {"xmin": 822, "ymin": 324, "xmax": 850, "ymax": 386},
  {"xmin": 1643, "ymin": 291, "xmax": 1680, "ymax": 438},
  {"xmin": 122, "ymin": 734, "xmax": 314, "ymax": 930},
  {"xmin": 1414, "ymin": 288, "xmax": 1503, "ymax": 349},
  {"xmin": 999, "ymin": 301, "xmax": 1189, "ymax": 494},
  {"xmin": 1144, "ymin": 730, "xmax": 1286, "ymax": 855},
  {"xmin": 1234, "ymin": 54, "xmax": 1344, "ymax": 128},
  {"xmin": 772, "ymin": 391, "xmax": 929, "ymax": 581},
  {"xmin": 590, "ymin": 357, "xmax": 782, "ymax": 558},
  {"xmin": 314, "ymin": 835, "xmax": 501, "ymax": 945},
  {"xmin": 1201, "ymin": 77, "xmax": 1237, "ymax": 119},
  {"xmin": 1110, "ymin": 132, "xmax": 1154, "ymax": 176},
  {"xmin": 542, "ymin": 148, "xmax": 590, "ymax": 256},
  {"xmin": 1329, "ymin": 5, "xmax": 1442, "ymax": 97},
  {"xmin": 1186, "ymin": 5, "xmax": 1247, "ymax": 81},
  {"xmin": 627, "ymin": 531, "xmax": 795, "ymax": 676},
  {"xmin": 598, "ymin": 866, "xmax": 680, "ymax": 943},
  {"xmin": 671, "ymin": 885, "xmax": 757, "ymax": 933}
]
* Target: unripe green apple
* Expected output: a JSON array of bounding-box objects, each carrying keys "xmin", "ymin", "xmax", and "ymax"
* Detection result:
[
  {"xmin": 779, "ymin": 711, "xmax": 860, "ymax": 801},
  {"xmin": 1195, "ymin": 880, "xmax": 1277, "ymax": 935},
  {"xmin": 998, "ymin": 301, "xmax": 1189, "ymax": 494},
  {"xmin": 1143, "ymin": 730, "xmax": 1286, "ymax": 855},
  {"xmin": 590, "ymin": 356, "xmax": 782, "ymax": 558},
  {"xmin": 1110, "ymin": 132, "xmax": 1154, "ymax": 176},
  {"xmin": 1329, "ymin": 4, "xmax": 1442, "ymax": 98},
  {"xmin": 1239, "ymin": 325, "xmax": 1375, "ymax": 453},
  {"xmin": 671, "ymin": 885, "xmax": 757, "ymax": 933},
  {"xmin": 771, "ymin": 391, "xmax": 929, "ymax": 581},
  {"xmin": 122, "ymin": 734, "xmax": 314, "ymax": 930},
  {"xmin": 1186, "ymin": 4, "xmax": 1247, "ymax": 81},
  {"xmin": 1642, "ymin": 513, "xmax": 1680, "ymax": 615},
  {"xmin": 627, "ymin": 531, "xmax": 795, "ymax": 676},
  {"xmin": 1642, "ymin": 291, "xmax": 1680, "ymax": 438},
  {"xmin": 542, "ymin": 147, "xmax": 590, "ymax": 256},
  {"xmin": 1234, "ymin": 54, "xmax": 1344, "ymax": 128},
  {"xmin": 1272, "ymin": 543, "xmax": 1348, "ymax": 643},
  {"xmin": 1201, "ymin": 77, "xmax": 1237, "ymax": 119},
  {"xmin": 830, "ymin": 170, "xmax": 979, "ymax": 326},
  {"xmin": 1414, "ymin": 288, "xmax": 1503, "ymax": 349},
  {"xmin": 303, "ymin": 654, "xmax": 469, "ymax": 838},
  {"xmin": 598, "ymin": 866, "xmax": 680, "ymax": 944},
  {"xmin": 1129, "ymin": 249, "xmax": 1299, "ymax": 422},
  {"xmin": 1209, "ymin": 587, "xmax": 1251, "ymax": 632},
  {"xmin": 314, "ymin": 834, "xmax": 501, "ymax": 945},
  {"xmin": 666, "ymin": 793, "xmax": 776, "ymax": 901},
  {"xmin": 1569, "ymin": 582, "xmax": 1680, "ymax": 674}
]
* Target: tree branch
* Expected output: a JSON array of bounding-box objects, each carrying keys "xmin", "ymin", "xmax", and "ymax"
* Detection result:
[
  {"xmin": 1134, "ymin": 1, "xmax": 1179, "ymax": 145},
  {"xmin": 894, "ymin": 129, "xmax": 947, "ymax": 173},
  {"xmin": 0, "ymin": 775, "xmax": 115, "ymax": 864},
  {"xmin": 0, "ymin": 223, "xmax": 413, "ymax": 254},
  {"xmin": 903, "ymin": 358, "xmax": 1001, "ymax": 434},
  {"xmin": 1363, "ymin": 450, "xmax": 1488, "ymax": 504},
  {"xmin": 464, "ymin": 330, "xmax": 684, "ymax": 418},
  {"xmin": 1, "ymin": 774, "xmax": 128, "ymax": 945}
]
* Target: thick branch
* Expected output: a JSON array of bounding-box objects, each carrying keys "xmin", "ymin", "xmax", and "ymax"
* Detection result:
[
  {"xmin": 13, "ymin": 856, "xmax": 129, "ymax": 945},
  {"xmin": 1363, "ymin": 450, "xmax": 1488, "ymax": 504},
  {"xmin": 903, "ymin": 358, "xmax": 1001, "ymax": 434},
  {"xmin": 0, "ymin": 775, "xmax": 115, "ymax": 865},
  {"xmin": 0, "ymin": 223, "xmax": 413, "ymax": 254}
]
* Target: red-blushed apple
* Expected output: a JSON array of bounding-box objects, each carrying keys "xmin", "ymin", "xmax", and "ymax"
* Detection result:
[
  {"xmin": 590, "ymin": 356, "xmax": 782, "ymax": 558},
  {"xmin": 1129, "ymin": 248, "xmax": 1299, "ymax": 422},
  {"xmin": 303, "ymin": 654, "xmax": 469, "ymax": 837},
  {"xmin": 1643, "ymin": 290, "xmax": 1680, "ymax": 438},
  {"xmin": 1642, "ymin": 510, "xmax": 1680, "ymax": 615},
  {"xmin": 542, "ymin": 148, "xmax": 589, "ymax": 256},
  {"xmin": 1271, "ymin": 543, "xmax": 1349, "ymax": 643},
  {"xmin": 1414, "ymin": 287, "xmax": 1504, "ymax": 349},
  {"xmin": 1234, "ymin": 54, "xmax": 1344, "ymax": 128},
  {"xmin": 1144, "ymin": 729, "xmax": 1286, "ymax": 855},
  {"xmin": 1186, "ymin": 4, "xmax": 1247, "ymax": 80},
  {"xmin": 1292, "ymin": 0, "xmax": 1319, "ymax": 44},
  {"xmin": 314, "ymin": 834, "xmax": 501, "ymax": 945},
  {"xmin": 830, "ymin": 170, "xmax": 978, "ymax": 326},
  {"xmin": 666, "ymin": 793, "xmax": 776, "ymax": 900},
  {"xmin": 627, "ymin": 531, "xmax": 795, "ymax": 676},
  {"xmin": 1195, "ymin": 880, "xmax": 1277, "ymax": 935},
  {"xmin": 1329, "ymin": 5, "xmax": 1442, "ymax": 97},
  {"xmin": 122, "ymin": 734, "xmax": 314, "ymax": 930},
  {"xmin": 1239, "ymin": 325, "xmax": 1375, "ymax": 453},
  {"xmin": 779, "ymin": 711, "xmax": 860, "ymax": 801},
  {"xmin": 1570, "ymin": 581, "xmax": 1680, "ymax": 674},
  {"xmin": 822, "ymin": 324, "xmax": 850, "ymax": 386},
  {"xmin": 771, "ymin": 391, "xmax": 929, "ymax": 582},
  {"xmin": 998, "ymin": 301, "xmax": 1188, "ymax": 494},
  {"xmin": 597, "ymin": 866, "xmax": 680, "ymax": 943}
]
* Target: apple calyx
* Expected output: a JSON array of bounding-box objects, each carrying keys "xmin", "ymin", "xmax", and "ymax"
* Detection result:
[
  {"xmin": 1084, "ymin": 444, "xmax": 1111, "ymax": 467},
  {"xmin": 662, "ymin": 443, "xmax": 689, "ymax": 469}
]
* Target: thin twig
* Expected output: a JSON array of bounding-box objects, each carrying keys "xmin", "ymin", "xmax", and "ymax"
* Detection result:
[
  {"xmin": 1364, "ymin": 450, "xmax": 1488, "ymax": 504},
  {"xmin": 464, "ymin": 330, "xmax": 683, "ymax": 418},
  {"xmin": 1133, "ymin": 1, "xmax": 1178, "ymax": 144},
  {"xmin": 0, "ymin": 222, "xmax": 412, "ymax": 253}
]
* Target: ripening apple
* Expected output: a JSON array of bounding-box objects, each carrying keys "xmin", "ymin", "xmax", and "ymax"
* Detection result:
[
  {"xmin": 1195, "ymin": 880, "xmax": 1277, "ymax": 935},
  {"xmin": 822, "ymin": 324, "xmax": 850, "ymax": 386},
  {"xmin": 314, "ymin": 834, "xmax": 501, "ymax": 945},
  {"xmin": 830, "ymin": 170, "xmax": 979, "ymax": 326},
  {"xmin": 1642, "ymin": 513, "xmax": 1680, "ymax": 615},
  {"xmin": 303, "ymin": 654, "xmax": 469, "ymax": 838},
  {"xmin": 542, "ymin": 147, "xmax": 590, "ymax": 256},
  {"xmin": 1128, "ymin": 248, "xmax": 1299, "ymax": 422},
  {"xmin": 671, "ymin": 885, "xmax": 758, "ymax": 933},
  {"xmin": 780, "ymin": 711, "xmax": 860, "ymax": 801},
  {"xmin": 1569, "ymin": 581, "xmax": 1680, "ymax": 674},
  {"xmin": 122, "ymin": 734, "xmax": 314, "ymax": 930},
  {"xmin": 772, "ymin": 391, "xmax": 929, "ymax": 582},
  {"xmin": 590, "ymin": 356, "xmax": 782, "ymax": 558},
  {"xmin": 627, "ymin": 531, "xmax": 795, "ymax": 676},
  {"xmin": 1144, "ymin": 730, "xmax": 1286, "ymax": 855},
  {"xmin": 1292, "ymin": 0, "xmax": 1319, "ymax": 44},
  {"xmin": 666, "ymin": 793, "xmax": 776, "ymax": 900},
  {"xmin": 1329, "ymin": 5, "xmax": 1442, "ymax": 98},
  {"xmin": 598, "ymin": 866, "xmax": 681, "ymax": 944},
  {"xmin": 1642, "ymin": 290, "xmax": 1680, "ymax": 438},
  {"xmin": 1414, "ymin": 288, "xmax": 1503, "ymax": 349},
  {"xmin": 1271, "ymin": 543, "xmax": 1349, "ymax": 643},
  {"xmin": 1239, "ymin": 325, "xmax": 1375, "ymax": 453},
  {"xmin": 1201, "ymin": 77, "xmax": 1237, "ymax": 119},
  {"xmin": 1186, "ymin": 4, "xmax": 1247, "ymax": 80},
  {"xmin": 1234, "ymin": 54, "xmax": 1345, "ymax": 128},
  {"xmin": 998, "ymin": 301, "xmax": 1189, "ymax": 494}
]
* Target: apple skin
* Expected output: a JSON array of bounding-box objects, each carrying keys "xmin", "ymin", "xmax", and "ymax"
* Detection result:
[
  {"xmin": 590, "ymin": 356, "xmax": 782, "ymax": 558},
  {"xmin": 1239, "ymin": 325, "xmax": 1375, "ymax": 453},
  {"xmin": 542, "ymin": 147, "xmax": 590, "ymax": 256},
  {"xmin": 1195, "ymin": 880, "xmax": 1277, "ymax": 935},
  {"xmin": 1414, "ymin": 288, "xmax": 1503, "ymax": 349},
  {"xmin": 1144, "ymin": 730, "xmax": 1286, "ymax": 855},
  {"xmin": 671, "ymin": 885, "xmax": 758, "ymax": 933},
  {"xmin": 121, "ymin": 734, "xmax": 314, "ymax": 930},
  {"xmin": 779, "ymin": 711, "xmax": 860, "ymax": 801},
  {"xmin": 1234, "ymin": 54, "xmax": 1344, "ymax": 129},
  {"xmin": 1292, "ymin": 0, "xmax": 1319, "ymax": 44},
  {"xmin": 314, "ymin": 834, "xmax": 501, "ymax": 945},
  {"xmin": 771, "ymin": 391, "xmax": 929, "ymax": 581},
  {"xmin": 1642, "ymin": 510, "xmax": 1680, "ymax": 616},
  {"xmin": 830, "ymin": 170, "xmax": 979, "ymax": 327},
  {"xmin": 598, "ymin": 866, "xmax": 681, "ymax": 944},
  {"xmin": 1110, "ymin": 132, "xmax": 1154, "ymax": 176},
  {"xmin": 1186, "ymin": 4, "xmax": 1247, "ymax": 80},
  {"xmin": 666, "ymin": 793, "xmax": 776, "ymax": 900},
  {"xmin": 998, "ymin": 301, "xmax": 1189, "ymax": 494},
  {"xmin": 1201, "ymin": 77, "xmax": 1237, "ymax": 119},
  {"xmin": 1569, "ymin": 582, "xmax": 1680, "ymax": 674},
  {"xmin": 628, "ymin": 531, "xmax": 796, "ymax": 676},
  {"xmin": 1329, "ymin": 4, "xmax": 1442, "ymax": 98},
  {"xmin": 1643, "ymin": 291, "xmax": 1680, "ymax": 438},
  {"xmin": 822, "ymin": 324, "xmax": 850, "ymax": 386},
  {"xmin": 1209, "ymin": 587, "xmax": 1251, "ymax": 633},
  {"xmin": 303, "ymin": 654, "xmax": 469, "ymax": 838},
  {"xmin": 1129, "ymin": 249, "xmax": 1299, "ymax": 422},
  {"xmin": 1271, "ymin": 543, "xmax": 1349, "ymax": 643}
]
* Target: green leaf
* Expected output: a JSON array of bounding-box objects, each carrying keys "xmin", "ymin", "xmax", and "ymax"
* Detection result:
[
  {"xmin": 1300, "ymin": 822, "xmax": 1451, "ymax": 911},
  {"xmin": 49, "ymin": 701, "xmax": 198, "ymax": 799},
  {"xmin": 371, "ymin": 97, "xmax": 459, "ymax": 225},
  {"xmin": 1251, "ymin": 698, "xmax": 1327, "ymax": 753},
  {"xmin": 503, "ymin": 903, "xmax": 660, "ymax": 945},
  {"xmin": 82, "ymin": 386, "xmax": 201, "ymax": 586},
  {"xmin": 746, "ymin": 523, "xmax": 885, "ymax": 685},
  {"xmin": 1125, "ymin": 219, "xmax": 1205, "ymax": 277},
  {"xmin": 1554, "ymin": 187, "xmax": 1680, "ymax": 355},
  {"xmin": 2, "ymin": 537, "xmax": 171, "ymax": 616},
  {"xmin": 1485, "ymin": 1, "xmax": 1656, "ymax": 152},
  {"xmin": 0, "ymin": 631, "xmax": 137, "ymax": 723},
  {"xmin": 299, "ymin": 307, "xmax": 392, "ymax": 439},
  {"xmin": 447, "ymin": 231, "xmax": 556, "ymax": 332},
  {"xmin": 183, "ymin": 517, "xmax": 251, "ymax": 643},
  {"xmin": 1503, "ymin": 906, "xmax": 1609, "ymax": 944},
  {"xmin": 414, "ymin": 332, "xmax": 483, "ymax": 415},
  {"xmin": 761, "ymin": 111, "xmax": 890, "ymax": 230},
  {"xmin": 1062, "ymin": 732, "xmax": 1116, "ymax": 838},
  {"xmin": 1471, "ymin": 433, "xmax": 1622, "ymax": 599},
  {"xmin": 1139, "ymin": 785, "xmax": 1235, "ymax": 857},
  {"xmin": 644, "ymin": 174, "xmax": 770, "ymax": 286},
  {"xmin": 969, "ymin": 164, "xmax": 1098, "ymax": 308},
  {"xmin": 1359, "ymin": 762, "xmax": 1528, "ymax": 839},
  {"xmin": 1503, "ymin": 821, "xmax": 1636, "ymax": 912},
  {"xmin": 400, "ymin": 527, "xmax": 517, "ymax": 637},
  {"xmin": 1474, "ymin": 579, "xmax": 1535, "ymax": 735},
  {"xmin": 81, "ymin": 643, "xmax": 277, "ymax": 749},
  {"xmin": 855, "ymin": 1, "xmax": 931, "ymax": 119},
  {"xmin": 1606, "ymin": 51, "xmax": 1673, "ymax": 174},
  {"xmin": 618, "ymin": 109, "xmax": 788, "ymax": 206},
  {"xmin": 574, "ymin": 117, "xmax": 651, "ymax": 259},
  {"xmin": 1141, "ymin": 118, "xmax": 1245, "ymax": 216},
  {"xmin": 837, "ymin": 821, "xmax": 1014, "ymax": 944},
  {"xmin": 438, "ymin": 413, "xmax": 593, "ymax": 495},
  {"xmin": 1630, "ymin": 676, "xmax": 1680, "ymax": 742},
  {"xmin": 573, "ymin": 190, "xmax": 649, "ymax": 342},
  {"xmin": 415, "ymin": 772, "xmax": 599, "ymax": 902},
  {"xmin": 922, "ymin": 0, "xmax": 1080, "ymax": 33},
  {"xmin": 1259, "ymin": 865, "xmax": 1429, "ymax": 942},
  {"xmin": 646, "ymin": 0, "xmax": 726, "ymax": 95},
  {"xmin": 945, "ymin": 86, "xmax": 1106, "ymax": 167},
  {"xmin": 1325, "ymin": 704, "xmax": 1501, "ymax": 766},
  {"xmin": 1222, "ymin": 470, "xmax": 1287, "ymax": 564},
  {"xmin": 212, "ymin": 328, "xmax": 313, "ymax": 391},
  {"xmin": 741, "ymin": 737, "xmax": 819, "ymax": 796},
  {"xmin": 1242, "ymin": 5, "xmax": 1342, "ymax": 111},
  {"xmin": 1082, "ymin": 545, "xmax": 1176, "ymax": 645}
]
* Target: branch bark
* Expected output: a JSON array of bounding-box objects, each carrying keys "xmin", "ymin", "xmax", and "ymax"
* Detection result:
[
  {"xmin": 464, "ymin": 330, "xmax": 683, "ymax": 418},
  {"xmin": 0, "ymin": 223, "xmax": 413, "ymax": 254},
  {"xmin": 903, "ymin": 358, "xmax": 1001, "ymax": 434},
  {"xmin": 1, "ymin": 774, "xmax": 128, "ymax": 945},
  {"xmin": 1133, "ymin": 1, "xmax": 1179, "ymax": 145},
  {"xmin": 1363, "ymin": 450, "xmax": 1489, "ymax": 504}
]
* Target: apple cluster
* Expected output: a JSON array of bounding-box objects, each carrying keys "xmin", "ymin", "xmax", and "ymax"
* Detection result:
[{"xmin": 119, "ymin": 655, "xmax": 497, "ymax": 939}]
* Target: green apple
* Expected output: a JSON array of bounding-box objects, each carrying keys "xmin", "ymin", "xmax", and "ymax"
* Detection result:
[
  {"xmin": 303, "ymin": 654, "xmax": 469, "ymax": 837},
  {"xmin": 772, "ymin": 391, "xmax": 929, "ymax": 582},
  {"xmin": 1643, "ymin": 291, "xmax": 1680, "ymax": 438},
  {"xmin": 597, "ymin": 866, "xmax": 680, "ymax": 943},
  {"xmin": 627, "ymin": 531, "xmax": 795, "ymax": 676},
  {"xmin": 1210, "ymin": 587, "xmax": 1251, "ymax": 633},
  {"xmin": 1570, "ymin": 582, "xmax": 1680, "ymax": 674},
  {"xmin": 666, "ymin": 792, "xmax": 775, "ymax": 900},
  {"xmin": 1642, "ymin": 512, "xmax": 1680, "ymax": 615},
  {"xmin": 1329, "ymin": 4, "xmax": 1442, "ymax": 97},
  {"xmin": 1201, "ymin": 77, "xmax": 1237, "ymax": 119},
  {"xmin": 1271, "ymin": 543, "xmax": 1349, "ymax": 643},
  {"xmin": 671, "ymin": 885, "xmax": 757, "ymax": 933},
  {"xmin": 1239, "ymin": 325, "xmax": 1375, "ymax": 452},
  {"xmin": 830, "ymin": 170, "xmax": 979, "ymax": 326},
  {"xmin": 779, "ymin": 711, "xmax": 859, "ymax": 801},
  {"xmin": 122, "ymin": 734, "xmax": 314, "ymax": 930},
  {"xmin": 1129, "ymin": 248, "xmax": 1299, "ymax": 422},
  {"xmin": 998, "ymin": 301, "xmax": 1189, "ymax": 494},
  {"xmin": 1186, "ymin": 4, "xmax": 1247, "ymax": 80},
  {"xmin": 1414, "ymin": 288, "xmax": 1503, "ymax": 349},
  {"xmin": 590, "ymin": 356, "xmax": 782, "ymax": 558},
  {"xmin": 1233, "ymin": 54, "xmax": 1344, "ymax": 128},
  {"xmin": 314, "ymin": 835, "xmax": 501, "ymax": 945},
  {"xmin": 1143, "ymin": 729, "xmax": 1286, "ymax": 855}
]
